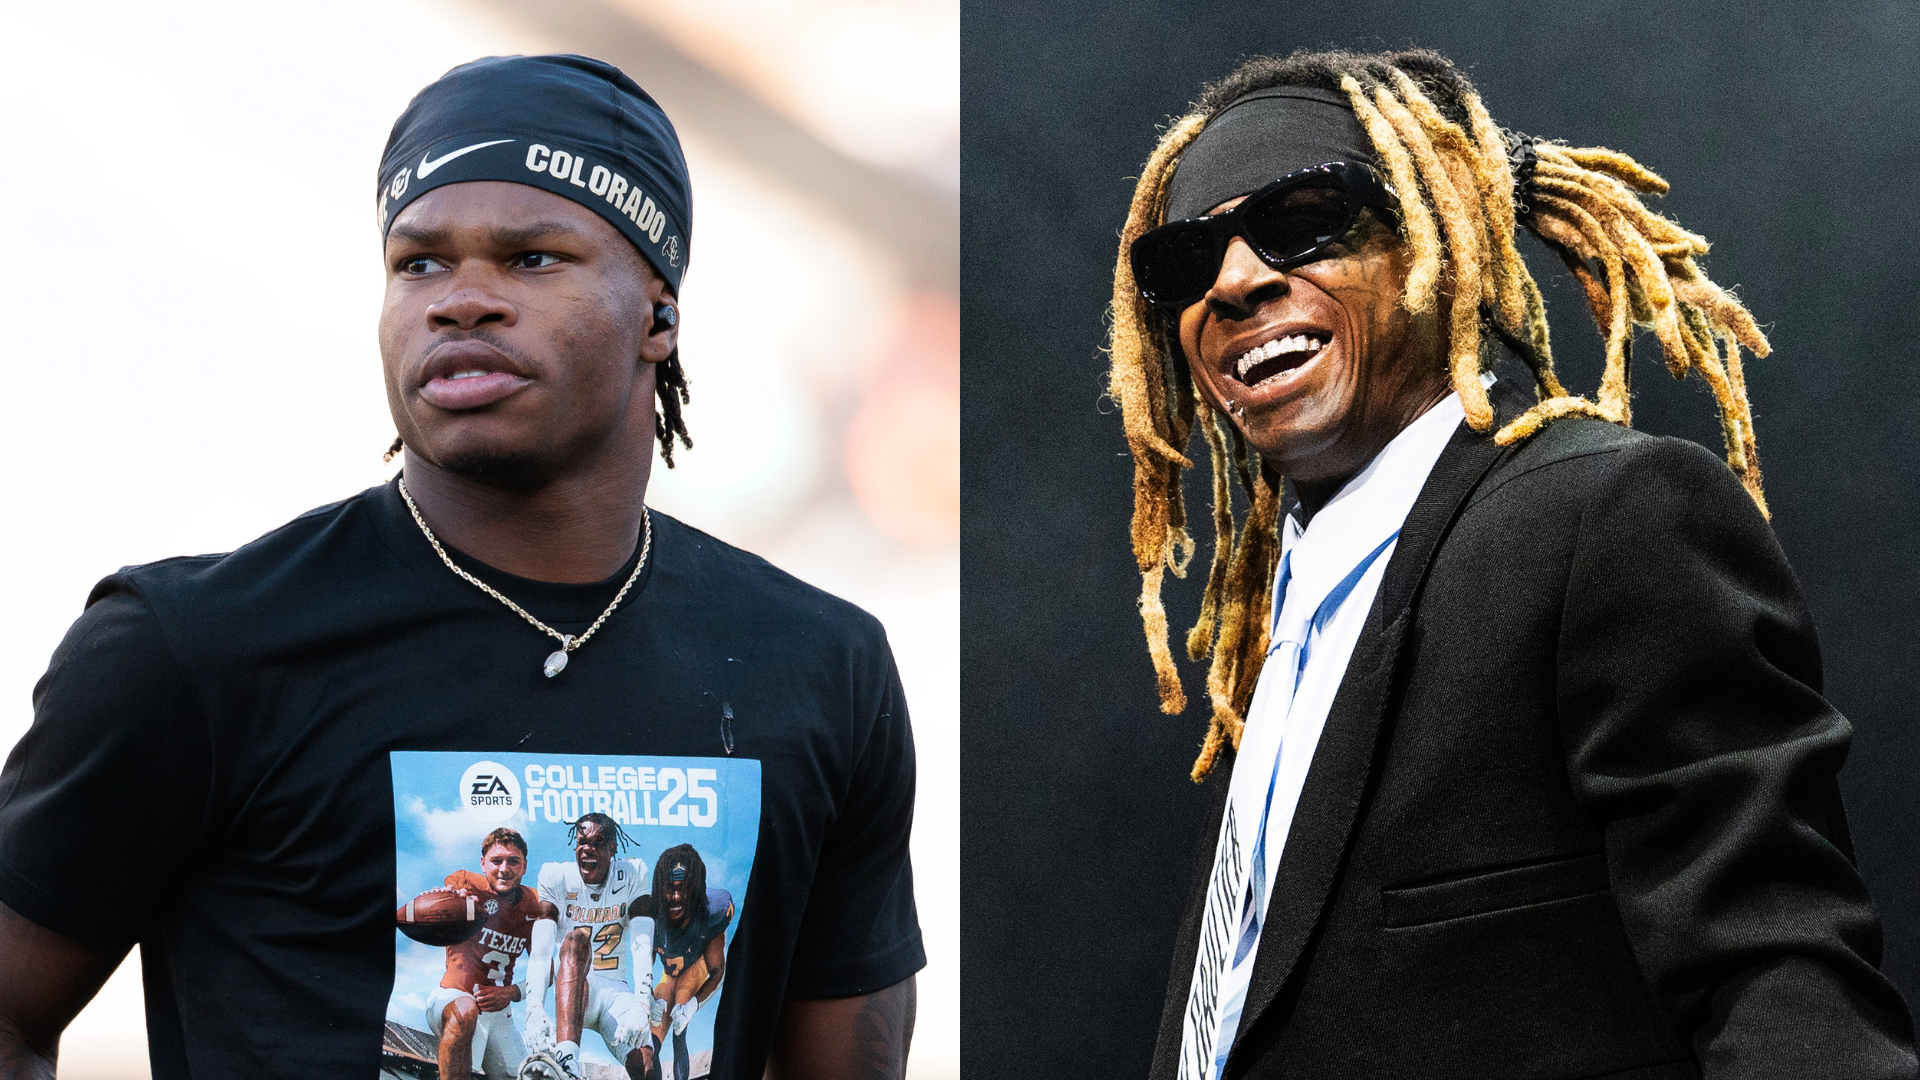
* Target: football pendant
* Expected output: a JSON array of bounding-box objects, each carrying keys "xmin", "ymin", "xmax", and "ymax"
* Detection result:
[{"xmin": 543, "ymin": 649, "xmax": 569, "ymax": 678}]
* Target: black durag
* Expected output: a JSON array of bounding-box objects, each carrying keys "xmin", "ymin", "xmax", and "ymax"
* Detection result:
[
  {"xmin": 377, "ymin": 54, "xmax": 692, "ymax": 292},
  {"xmin": 1164, "ymin": 87, "xmax": 1377, "ymax": 223}
]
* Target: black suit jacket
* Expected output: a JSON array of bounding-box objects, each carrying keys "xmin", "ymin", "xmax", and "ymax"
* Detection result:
[{"xmin": 1148, "ymin": 408, "xmax": 1916, "ymax": 1080}]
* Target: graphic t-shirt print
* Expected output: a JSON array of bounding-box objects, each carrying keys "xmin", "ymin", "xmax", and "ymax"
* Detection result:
[{"xmin": 383, "ymin": 752, "xmax": 761, "ymax": 1080}]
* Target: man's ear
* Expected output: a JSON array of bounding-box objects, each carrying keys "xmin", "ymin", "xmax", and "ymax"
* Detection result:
[{"xmin": 641, "ymin": 296, "xmax": 679, "ymax": 365}]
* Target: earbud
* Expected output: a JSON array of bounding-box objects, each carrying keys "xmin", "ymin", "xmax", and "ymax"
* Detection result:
[{"xmin": 653, "ymin": 304, "xmax": 677, "ymax": 330}]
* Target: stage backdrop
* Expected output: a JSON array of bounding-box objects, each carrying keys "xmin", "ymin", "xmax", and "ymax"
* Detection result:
[{"xmin": 962, "ymin": 2, "xmax": 1920, "ymax": 1075}]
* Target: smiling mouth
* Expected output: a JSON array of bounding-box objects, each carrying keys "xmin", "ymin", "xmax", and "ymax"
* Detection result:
[{"xmin": 1230, "ymin": 333, "xmax": 1326, "ymax": 388}]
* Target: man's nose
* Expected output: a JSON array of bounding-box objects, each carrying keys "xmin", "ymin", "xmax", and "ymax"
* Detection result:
[
  {"xmin": 1204, "ymin": 238, "xmax": 1289, "ymax": 319},
  {"xmin": 424, "ymin": 280, "xmax": 516, "ymax": 331}
]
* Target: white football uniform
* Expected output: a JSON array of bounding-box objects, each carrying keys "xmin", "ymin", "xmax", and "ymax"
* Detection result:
[
  {"xmin": 425, "ymin": 984, "xmax": 526, "ymax": 1080},
  {"xmin": 536, "ymin": 858, "xmax": 656, "ymax": 1058}
]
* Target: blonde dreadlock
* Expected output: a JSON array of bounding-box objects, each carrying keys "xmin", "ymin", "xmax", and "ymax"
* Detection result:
[{"xmin": 1109, "ymin": 48, "xmax": 1772, "ymax": 781}]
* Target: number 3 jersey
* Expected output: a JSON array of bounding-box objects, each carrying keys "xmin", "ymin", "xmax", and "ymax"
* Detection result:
[
  {"xmin": 439, "ymin": 870, "xmax": 545, "ymax": 992},
  {"xmin": 650, "ymin": 888, "xmax": 736, "ymax": 978},
  {"xmin": 538, "ymin": 858, "xmax": 654, "ymax": 987}
]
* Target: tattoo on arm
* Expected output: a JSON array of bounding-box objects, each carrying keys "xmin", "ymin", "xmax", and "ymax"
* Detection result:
[
  {"xmin": 767, "ymin": 976, "xmax": 917, "ymax": 1080},
  {"xmin": 0, "ymin": 1020, "xmax": 56, "ymax": 1080},
  {"xmin": 0, "ymin": 899, "xmax": 124, "ymax": 1080},
  {"xmin": 849, "ymin": 980, "xmax": 917, "ymax": 1080}
]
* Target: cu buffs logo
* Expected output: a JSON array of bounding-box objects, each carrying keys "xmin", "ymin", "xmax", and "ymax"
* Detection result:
[
  {"xmin": 663, "ymin": 235, "xmax": 680, "ymax": 267},
  {"xmin": 388, "ymin": 167, "xmax": 411, "ymax": 201}
]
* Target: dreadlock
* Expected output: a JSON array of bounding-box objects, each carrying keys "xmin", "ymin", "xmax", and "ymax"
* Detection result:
[
  {"xmin": 654, "ymin": 348, "xmax": 694, "ymax": 467},
  {"xmin": 568, "ymin": 811, "xmax": 632, "ymax": 855},
  {"xmin": 1109, "ymin": 47, "xmax": 1771, "ymax": 781},
  {"xmin": 381, "ymin": 350, "xmax": 694, "ymax": 466},
  {"xmin": 652, "ymin": 843, "xmax": 710, "ymax": 923}
]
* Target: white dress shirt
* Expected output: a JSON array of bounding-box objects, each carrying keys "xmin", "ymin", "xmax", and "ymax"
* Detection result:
[{"xmin": 1177, "ymin": 391, "xmax": 1468, "ymax": 1080}]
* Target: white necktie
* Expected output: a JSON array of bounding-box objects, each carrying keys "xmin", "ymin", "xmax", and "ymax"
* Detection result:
[{"xmin": 1198, "ymin": 531, "xmax": 1399, "ymax": 1079}]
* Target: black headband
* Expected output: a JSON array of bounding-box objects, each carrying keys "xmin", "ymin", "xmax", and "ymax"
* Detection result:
[
  {"xmin": 377, "ymin": 54, "xmax": 692, "ymax": 292},
  {"xmin": 1164, "ymin": 87, "xmax": 1377, "ymax": 223}
]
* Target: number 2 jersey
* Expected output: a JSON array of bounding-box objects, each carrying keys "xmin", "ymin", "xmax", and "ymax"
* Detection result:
[
  {"xmin": 537, "ymin": 858, "xmax": 653, "ymax": 988},
  {"xmin": 439, "ymin": 870, "xmax": 545, "ymax": 993}
]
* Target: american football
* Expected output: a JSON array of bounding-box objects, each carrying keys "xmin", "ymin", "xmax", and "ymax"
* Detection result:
[{"xmin": 395, "ymin": 887, "xmax": 485, "ymax": 946}]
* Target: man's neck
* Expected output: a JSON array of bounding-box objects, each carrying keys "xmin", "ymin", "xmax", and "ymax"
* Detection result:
[
  {"xmin": 400, "ymin": 453, "xmax": 650, "ymax": 584},
  {"xmin": 1290, "ymin": 475, "xmax": 1342, "ymax": 522},
  {"xmin": 1285, "ymin": 383, "xmax": 1453, "ymax": 522}
]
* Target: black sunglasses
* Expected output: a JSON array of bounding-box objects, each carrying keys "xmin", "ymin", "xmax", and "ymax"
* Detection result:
[{"xmin": 1129, "ymin": 161, "xmax": 1395, "ymax": 308}]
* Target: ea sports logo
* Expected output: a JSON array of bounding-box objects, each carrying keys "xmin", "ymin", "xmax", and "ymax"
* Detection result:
[{"xmin": 458, "ymin": 760, "xmax": 521, "ymax": 824}]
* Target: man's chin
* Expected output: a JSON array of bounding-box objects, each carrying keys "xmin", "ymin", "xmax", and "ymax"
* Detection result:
[
  {"xmin": 1236, "ymin": 401, "xmax": 1343, "ymax": 472},
  {"xmin": 434, "ymin": 447, "xmax": 560, "ymax": 489}
]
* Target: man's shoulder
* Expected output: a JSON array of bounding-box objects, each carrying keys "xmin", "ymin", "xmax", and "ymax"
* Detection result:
[
  {"xmin": 613, "ymin": 858, "xmax": 646, "ymax": 893},
  {"xmin": 650, "ymin": 510, "xmax": 888, "ymax": 649},
  {"xmin": 706, "ymin": 888, "xmax": 734, "ymax": 929},
  {"xmin": 537, "ymin": 861, "xmax": 573, "ymax": 892},
  {"xmin": 1440, "ymin": 416, "xmax": 1772, "ymax": 590},
  {"xmin": 1490, "ymin": 414, "xmax": 1645, "ymax": 479},
  {"xmin": 81, "ymin": 485, "xmax": 393, "ymax": 666},
  {"xmin": 1472, "ymin": 417, "xmax": 1735, "ymax": 512},
  {"xmin": 444, "ymin": 868, "xmax": 490, "ymax": 894},
  {"xmin": 105, "ymin": 485, "xmax": 390, "ymax": 612}
]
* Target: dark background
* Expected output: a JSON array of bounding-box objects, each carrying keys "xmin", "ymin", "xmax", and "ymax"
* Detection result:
[{"xmin": 962, "ymin": 2, "xmax": 1920, "ymax": 1075}]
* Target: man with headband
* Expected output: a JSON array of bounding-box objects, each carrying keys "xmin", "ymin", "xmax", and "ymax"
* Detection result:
[
  {"xmin": 0, "ymin": 54, "xmax": 921, "ymax": 1080},
  {"xmin": 1108, "ymin": 48, "xmax": 1912, "ymax": 1078}
]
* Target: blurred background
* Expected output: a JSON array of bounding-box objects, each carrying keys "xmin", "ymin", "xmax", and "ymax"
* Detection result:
[
  {"xmin": 0, "ymin": 0, "xmax": 955, "ymax": 1076},
  {"xmin": 966, "ymin": 2, "xmax": 1920, "ymax": 1077}
]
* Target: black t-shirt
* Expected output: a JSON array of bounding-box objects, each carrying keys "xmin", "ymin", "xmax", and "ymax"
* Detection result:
[{"xmin": 0, "ymin": 480, "xmax": 923, "ymax": 1079}]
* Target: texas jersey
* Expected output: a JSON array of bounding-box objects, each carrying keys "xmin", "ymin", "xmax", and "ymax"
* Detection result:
[
  {"xmin": 439, "ymin": 870, "xmax": 545, "ymax": 993},
  {"xmin": 537, "ymin": 858, "xmax": 652, "ymax": 985}
]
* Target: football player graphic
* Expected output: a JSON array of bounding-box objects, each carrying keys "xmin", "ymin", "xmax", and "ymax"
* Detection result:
[
  {"xmin": 428, "ymin": 827, "xmax": 543, "ymax": 1080},
  {"xmin": 632, "ymin": 845, "xmax": 733, "ymax": 1080},
  {"xmin": 523, "ymin": 813, "xmax": 657, "ymax": 1080}
]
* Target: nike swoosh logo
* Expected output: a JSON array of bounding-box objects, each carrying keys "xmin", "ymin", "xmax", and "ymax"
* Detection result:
[{"xmin": 418, "ymin": 139, "xmax": 514, "ymax": 178}]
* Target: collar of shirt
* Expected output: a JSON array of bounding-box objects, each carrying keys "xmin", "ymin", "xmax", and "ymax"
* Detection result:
[
  {"xmin": 1273, "ymin": 390, "xmax": 1470, "ymax": 632},
  {"xmin": 1231, "ymin": 388, "xmax": 1469, "ymax": 819}
]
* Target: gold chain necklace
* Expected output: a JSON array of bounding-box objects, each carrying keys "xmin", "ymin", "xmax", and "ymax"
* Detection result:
[{"xmin": 397, "ymin": 478, "xmax": 652, "ymax": 678}]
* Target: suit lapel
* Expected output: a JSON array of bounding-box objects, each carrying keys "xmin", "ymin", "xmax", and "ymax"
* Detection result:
[{"xmin": 1224, "ymin": 422, "xmax": 1508, "ymax": 1064}]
